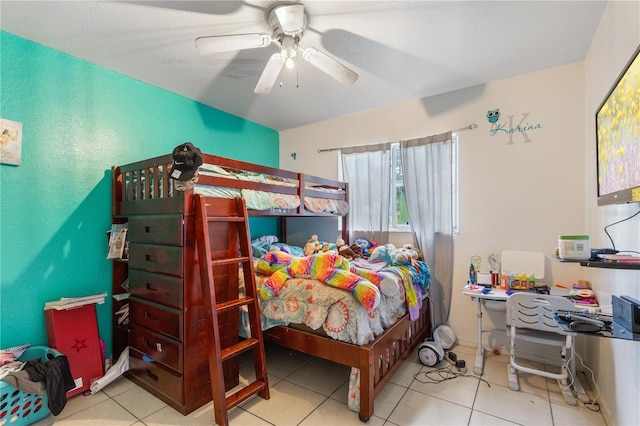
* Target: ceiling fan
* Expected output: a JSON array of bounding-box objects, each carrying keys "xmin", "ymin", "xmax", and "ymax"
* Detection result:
[{"xmin": 195, "ymin": 2, "xmax": 359, "ymax": 94}]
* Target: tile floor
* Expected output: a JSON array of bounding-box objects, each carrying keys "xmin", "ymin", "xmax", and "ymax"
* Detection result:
[{"xmin": 32, "ymin": 343, "xmax": 607, "ymax": 426}]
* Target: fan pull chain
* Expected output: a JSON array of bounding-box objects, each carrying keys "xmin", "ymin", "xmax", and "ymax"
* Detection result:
[{"xmin": 296, "ymin": 53, "xmax": 299, "ymax": 88}]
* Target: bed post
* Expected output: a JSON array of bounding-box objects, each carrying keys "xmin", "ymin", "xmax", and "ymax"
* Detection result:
[
  {"xmin": 297, "ymin": 173, "xmax": 305, "ymax": 215},
  {"xmin": 342, "ymin": 182, "xmax": 349, "ymax": 242},
  {"xmin": 111, "ymin": 166, "xmax": 121, "ymax": 216},
  {"xmin": 359, "ymin": 348, "xmax": 375, "ymax": 422}
]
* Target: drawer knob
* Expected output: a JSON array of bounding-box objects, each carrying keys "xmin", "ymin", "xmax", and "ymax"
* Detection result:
[
  {"xmin": 146, "ymin": 282, "xmax": 157, "ymax": 292},
  {"xmin": 144, "ymin": 340, "xmax": 163, "ymax": 352},
  {"xmin": 146, "ymin": 369, "xmax": 158, "ymax": 381}
]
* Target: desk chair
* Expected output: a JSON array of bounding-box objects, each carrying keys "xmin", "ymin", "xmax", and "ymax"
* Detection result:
[{"xmin": 506, "ymin": 293, "xmax": 589, "ymax": 405}]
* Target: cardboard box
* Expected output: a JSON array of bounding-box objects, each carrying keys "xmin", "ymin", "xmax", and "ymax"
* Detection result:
[{"xmin": 45, "ymin": 304, "xmax": 104, "ymax": 397}]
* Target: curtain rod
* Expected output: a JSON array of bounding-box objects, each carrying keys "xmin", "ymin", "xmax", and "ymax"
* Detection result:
[{"xmin": 317, "ymin": 123, "xmax": 478, "ymax": 153}]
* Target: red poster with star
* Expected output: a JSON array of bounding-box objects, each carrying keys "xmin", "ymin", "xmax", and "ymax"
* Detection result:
[{"xmin": 45, "ymin": 304, "xmax": 104, "ymax": 397}]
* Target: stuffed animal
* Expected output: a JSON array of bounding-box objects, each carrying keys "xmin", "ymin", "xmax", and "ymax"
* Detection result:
[
  {"xmin": 336, "ymin": 237, "xmax": 360, "ymax": 261},
  {"xmin": 259, "ymin": 252, "xmax": 381, "ymax": 310},
  {"xmin": 304, "ymin": 234, "xmax": 339, "ymax": 256},
  {"xmin": 303, "ymin": 235, "xmax": 322, "ymax": 256},
  {"xmin": 369, "ymin": 245, "xmax": 393, "ymax": 265},
  {"xmin": 398, "ymin": 243, "xmax": 422, "ymax": 261},
  {"xmin": 255, "ymin": 251, "xmax": 295, "ymax": 276},
  {"xmin": 354, "ymin": 237, "xmax": 377, "ymax": 258}
]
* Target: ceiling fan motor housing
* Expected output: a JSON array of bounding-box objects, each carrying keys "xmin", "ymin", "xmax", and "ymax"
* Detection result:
[{"xmin": 267, "ymin": 3, "xmax": 309, "ymax": 39}]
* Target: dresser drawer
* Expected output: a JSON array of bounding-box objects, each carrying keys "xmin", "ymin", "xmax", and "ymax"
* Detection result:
[
  {"xmin": 128, "ymin": 347, "xmax": 183, "ymax": 404},
  {"xmin": 130, "ymin": 323, "xmax": 183, "ymax": 372},
  {"xmin": 129, "ymin": 269, "xmax": 183, "ymax": 309},
  {"xmin": 129, "ymin": 243, "xmax": 182, "ymax": 277},
  {"xmin": 128, "ymin": 215, "xmax": 183, "ymax": 246},
  {"xmin": 130, "ymin": 298, "xmax": 183, "ymax": 340}
]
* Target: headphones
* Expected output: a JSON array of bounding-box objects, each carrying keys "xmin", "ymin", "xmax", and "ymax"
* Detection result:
[{"xmin": 418, "ymin": 325, "xmax": 456, "ymax": 367}]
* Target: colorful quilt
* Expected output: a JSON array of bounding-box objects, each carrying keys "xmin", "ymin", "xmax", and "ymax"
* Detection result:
[{"xmin": 239, "ymin": 260, "xmax": 429, "ymax": 345}]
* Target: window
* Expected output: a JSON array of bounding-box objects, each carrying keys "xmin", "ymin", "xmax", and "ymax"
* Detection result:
[
  {"xmin": 338, "ymin": 133, "xmax": 460, "ymax": 237},
  {"xmin": 391, "ymin": 144, "xmax": 409, "ymax": 230},
  {"xmin": 389, "ymin": 135, "xmax": 459, "ymax": 232}
]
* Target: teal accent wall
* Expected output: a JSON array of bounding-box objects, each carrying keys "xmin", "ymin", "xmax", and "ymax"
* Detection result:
[{"xmin": 0, "ymin": 31, "xmax": 279, "ymax": 356}]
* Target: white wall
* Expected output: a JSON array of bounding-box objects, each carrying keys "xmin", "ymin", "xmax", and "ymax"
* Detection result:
[
  {"xmin": 282, "ymin": 60, "xmax": 587, "ymax": 333},
  {"xmin": 280, "ymin": 2, "xmax": 639, "ymax": 423},
  {"xmin": 583, "ymin": 2, "xmax": 640, "ymax": 425}
]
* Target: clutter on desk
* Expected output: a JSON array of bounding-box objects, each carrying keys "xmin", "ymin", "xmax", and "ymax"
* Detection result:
[
  {"xmin": 469, "ymin": 262, "xmax": 478, "ymax": 285},
  {"xmin": 502, "ymin": 272, "xmax": 549, "ymax": 295},
  {"xmin": 488, "ymin": 253, "xmax": 500, "ymax": 286},
  {"xmin": 567, "ymin": 281, "xmax": 599, "ymax": 308},
  {"xmin": 554, "ymin": 295, "xmax": 639, "ymax": 341},
  {"xmin": 469, "ymin": 254, "xmax": 482, "ymax": 285}
]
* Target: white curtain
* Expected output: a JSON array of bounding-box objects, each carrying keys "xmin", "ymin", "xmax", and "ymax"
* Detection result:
[
  {"xmin": 400, "ymin": 131, "xmax": 454, "ymax": 327},
  {"xmin": 341, "ymin": 142, "xmax": 391, "ymax": 244}
]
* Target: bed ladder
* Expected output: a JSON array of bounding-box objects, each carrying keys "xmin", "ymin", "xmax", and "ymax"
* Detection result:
[{"xmin": 194, "ymin": 194, "xmax": 269, "ymax": 426}]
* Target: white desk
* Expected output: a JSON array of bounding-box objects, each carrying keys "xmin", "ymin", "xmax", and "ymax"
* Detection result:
[
  {"xmin": 462, "ymin": 287, "xmax": 590, "ymax": 405},
  {"xmin": 462, "ymin": 288, "xmax": 509, "ymax": 375},
  {"xmin": 462, "ymin": 250, "xmax": 595, "ymax": 405}
]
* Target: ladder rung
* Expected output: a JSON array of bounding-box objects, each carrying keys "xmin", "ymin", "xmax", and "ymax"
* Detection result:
[
  {"xmin": 220, "ymin": 338, "xmax": 260, "ymax": 362},
  {"xmin": 216, "ymin": 297, "xmax": 254, "ymax": 313},
  {"xmin": 194, "ymin": 194, "xmax": 269, "ymax": 426},
  {"xmin": 226, "ymin": 380, "xmax": 267, "ymax": 410},
  {"xmin": 211, "ymin": 256, "xmax": 251, "ymax": 267},
  {"xmin": 207, "ymin": 216, "xmax": 244, "ymax": 223}
]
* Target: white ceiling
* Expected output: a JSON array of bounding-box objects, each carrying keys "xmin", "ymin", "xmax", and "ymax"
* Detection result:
[{"xmin": 1, "ymin": 1, "xmax": 606, "ymax": 131}]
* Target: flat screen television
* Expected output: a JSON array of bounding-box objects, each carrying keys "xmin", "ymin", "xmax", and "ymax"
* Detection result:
[{"xmin": 595, "ymin": 43, "xmax": 640, "ymax": 206}]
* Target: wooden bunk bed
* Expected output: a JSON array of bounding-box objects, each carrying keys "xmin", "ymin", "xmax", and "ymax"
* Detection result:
[{"xmin": 111, "ymin": 152, "xmax": 431, "ymax": 422}]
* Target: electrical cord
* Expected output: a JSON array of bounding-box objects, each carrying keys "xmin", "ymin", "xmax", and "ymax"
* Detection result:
[
  {"xmin": 574, "ymin": 352, "xmax": 602, "ymax": 413},
  {"xmin": 603, "ymin": 208, "xmax": 640, "ymax": 251},
  {"xmin": 413, "ymin": 362, "xmax": 492, "ymax": 388},
  {"xmin": 559, "ymin": 350, "xmax": 601, "ymax": 412}
]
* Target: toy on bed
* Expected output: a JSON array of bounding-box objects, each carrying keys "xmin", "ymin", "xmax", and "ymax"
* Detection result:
[
  {"xmin": 370, "ymin": 243, "xmax": 422, "ymax": 264},
  {"xmin": 251, "ymin": 235, "xmax": 304, "ymax": 258},
  {"xmin": 336, "ymin": 238, "xmax": 361, "ymax": 261},
  {"xmin": 257, "ymin": 252, "xmax": 380, "ymax": 309},
  {"xmin": 256, "ymin": 251, "xmax": 408, "ymax": 309},
  {"xmin": 303, "ymin": 234, "xmax": 340, "ymax": 256}
]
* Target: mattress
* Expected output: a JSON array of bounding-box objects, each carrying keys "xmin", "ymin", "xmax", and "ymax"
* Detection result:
[{"xmin": 194, "ymin": 163, "xmax": 348, "ymax": 214}]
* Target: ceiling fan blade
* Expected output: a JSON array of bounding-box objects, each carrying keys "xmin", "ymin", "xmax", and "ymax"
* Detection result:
[
  {"xmin": 254, "ymin": 53, "xmax": 286, "ymax": 94},
  {"xmin": 301, "ymin": 48, "xmax": 358, "ymax": 86},
  {"xmin": 196, "ymin": 33, "xmax": 273, "ymax": 54},
  {"xmin": 275, "ymin": 4, "xmax": 305, "ymax": 34}
]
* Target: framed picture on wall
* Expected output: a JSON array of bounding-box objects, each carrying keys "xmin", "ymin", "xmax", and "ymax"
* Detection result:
[{"xmin": 0, "ymin": 118, "xmax": 23, "ymax": 166}]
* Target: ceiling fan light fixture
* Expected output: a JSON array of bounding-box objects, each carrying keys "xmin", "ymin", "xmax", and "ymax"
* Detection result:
[
  {"xmin": 285, "ymin": 57, "xmax": 295, "ymax": 69},
  {"xmin": 280, "ymin": 35, "xmax": 297, "ymax": 69}
]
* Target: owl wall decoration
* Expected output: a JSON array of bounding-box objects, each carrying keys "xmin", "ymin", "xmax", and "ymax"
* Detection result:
[{"xmin": 486, "ymin": 109, "xmax": 500, "ymax": 123}]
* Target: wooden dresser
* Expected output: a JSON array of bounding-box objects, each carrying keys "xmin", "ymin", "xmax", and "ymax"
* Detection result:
[{"xmin": 111, "ymin": 211, "xmax": 239, "ymax": 415}]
